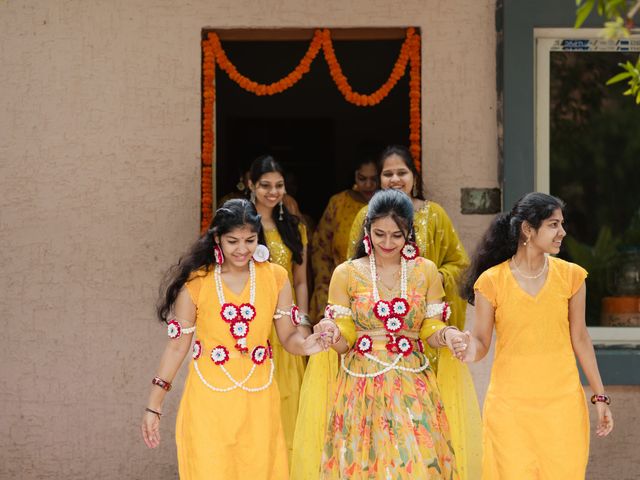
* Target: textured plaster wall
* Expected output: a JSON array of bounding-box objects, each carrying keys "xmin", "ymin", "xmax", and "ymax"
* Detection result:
[{"xmin": 0, "ymin": 0, "xmax": 499, "ymax": 478}]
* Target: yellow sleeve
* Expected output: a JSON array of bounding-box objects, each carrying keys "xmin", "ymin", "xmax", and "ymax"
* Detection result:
[
  {"xmin": 270, "ymin": 263, "xmax": 289, "ymax": 292},
  {"xmin": 327, "ymin": 262, "xmax": 357, "ymax": 348},
  {"xmin": 424, "ymin": 259, "xmax": 446, "ymax": 302},
  {"xmin": 185, "ymin": 270, "xmax": 207, "ymax": 305},
  {"xmin": 429, "ymin": 203, "xmax": 470, "ymax": 291},
  {"xmin": 310, "ymin": 197, "xmax": 338, "ymax": 321},
  {"xmin": 346, "ymin": 205, "xmax": 368, "ymax": 259},
  {"xmin": 298, "ymin": 222, "xmax": 308, "ymax": 247},
  {"xmin": 570, "ymin": 262, "xmax": 588, "ymax": 296},
  {"xmin": 419, "ymin": 260, "xmax": 447, "ymax": 341},
  {"xmin": 474, "ymin": 270, "xmax": 497, "ymax": 308}
]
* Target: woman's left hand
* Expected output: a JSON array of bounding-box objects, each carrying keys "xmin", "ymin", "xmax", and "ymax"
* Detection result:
[{"xmin": 595, "ymin": 402, "xmax": 614, "ymax": 437}]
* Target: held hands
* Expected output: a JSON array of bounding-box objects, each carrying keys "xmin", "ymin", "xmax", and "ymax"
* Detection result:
[
  {"xmin": 313, "ymin": 319, "xmax": 341, "ymax": 350},
  {"xmin": 445, "ymin": 328, "xmax": 475, "ymax": 362},
  {"xmin": 595, "ymin": 402, "xmax": 614, "ymax": 437},
  {"xmin": 141, "ymin": 410, "xmax": 161, "ymax": 448}
]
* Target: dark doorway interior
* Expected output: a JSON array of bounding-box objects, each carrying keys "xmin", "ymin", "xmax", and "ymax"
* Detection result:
[{"xmin": 215, "ymin": 37, "xmax": 410, "ymax": 222}]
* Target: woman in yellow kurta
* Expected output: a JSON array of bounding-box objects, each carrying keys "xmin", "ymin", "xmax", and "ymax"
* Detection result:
[
  {"xmin": 141, "ymin": 199, "xmax": 326, "ymax": 479},
  {"xmin": 249, "ymin": 155, "xmax": 309, "ymax": 462},
  {"xmin": 314, "ymin": 189, "xmax": 470, "ymax": 479},
  {"xmin": 461, "ymin": 192, "xmax": 613, "ymax": 479}
]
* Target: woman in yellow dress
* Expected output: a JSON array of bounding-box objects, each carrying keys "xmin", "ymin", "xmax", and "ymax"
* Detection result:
[
  {"xmin": 310, "ymin": 157, "xmax": 379, "ymax": 321},
  {"xmin": 315, "ymin": 189, "xmax": 470, "ymax": 479},
  {"xmin": 348, "ymin": 145, "xmax": 482, "ymax": 479},
  {"xmin": 248, "ymin": 155, "xmax": 310, "ymax": 461},
  {"xmin": 290, "ymin": 158, "xmax": 377, "ymax": 479},
  {"xmin": 140, "ymin": 199, "xmax": 326, "ymax": 479},
  {"xmin": 461, "ymin": 192, "xmax": 613, "ymax": 479}
]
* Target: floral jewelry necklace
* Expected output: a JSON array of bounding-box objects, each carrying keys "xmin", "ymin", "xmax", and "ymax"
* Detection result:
[
  {"xmin": 191, "ymin": 259, "xmax": 275, "ymax": 393},
  {"xmin": 342, "ymin": 251, "xmax": 429, "ymax": 377},
  {"xmin": 215, "ymin": 260, "xmax": 257, "ymax": 353},
  {"xmin": 370, "ymin": 252, "xmax": 411, "ymax": 351}
]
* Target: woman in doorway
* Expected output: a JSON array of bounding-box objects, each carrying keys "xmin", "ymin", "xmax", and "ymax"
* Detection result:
[
  {"xmin": 291, "ymin": 157, "xmax": 377, "ymax": 479},
  {"xmin": 460, "ymin": 192, "xmax": 613, "ymax": 479},
  {"xmin": 309, "ymin": 157, "xmax": 379, "ymax": 321},
  {"xmin": 315, "ymin": 189, "xmax": 468, "ymax": 478},
  {"xmin": 140, "ymin": 199, "xmax": 326, "ymax": 479},
  {"xmin": 248, "ymin": 155, "xmax": 310, "ymax": 462}
]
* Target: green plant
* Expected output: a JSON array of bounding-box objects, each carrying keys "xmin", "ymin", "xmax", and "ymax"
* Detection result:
[{"xmin": 575, "ymin": 0, "xmax": 640, "ymax": 104}]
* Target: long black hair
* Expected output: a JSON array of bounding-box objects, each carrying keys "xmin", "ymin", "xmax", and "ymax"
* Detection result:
[
  {"xmin": 460, "ymin": 192, "xmax": 565, "ymax": 304},
  {"xmin": 249, "ymin": 155, "xmax": 304, "ymax": 264},
  {"xmin": 352, "ymin": 189, "xmax": 415, "ymax": 259},
  {"xmin": 156, "ymin": 198, "xmax": 263, "ymax": 322},
  {"xmin": 378, "ymin": 145, "xmax": 424, "ymax": 200}
]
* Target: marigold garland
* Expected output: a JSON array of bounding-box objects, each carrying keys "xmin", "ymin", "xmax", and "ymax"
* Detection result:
[{"xmin": 200, "ymin": 28, "xmax": 422, "ymax": 229}]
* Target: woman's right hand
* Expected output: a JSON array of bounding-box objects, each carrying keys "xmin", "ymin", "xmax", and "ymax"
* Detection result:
[{"xmin": 141, "ymin": 410, "xmax": 161, "ymax": 448}]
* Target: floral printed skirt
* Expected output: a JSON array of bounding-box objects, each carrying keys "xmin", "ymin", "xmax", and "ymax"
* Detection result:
[{"xmin": 320, "ymin": 351, "xmax": 458, "ymax": 479}]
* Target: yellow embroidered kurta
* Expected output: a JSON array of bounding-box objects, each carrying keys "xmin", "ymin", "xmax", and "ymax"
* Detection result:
[
  {"xmin": 263, "ymin": 223, "xmax": 308, "ymax": 462},
  {"xmin": 474, "ymin": 257, "xmax": 589, "ymax": 479},
  {"xmin": 292, "ymin": 201, "xmax": 481, "ymax": 479},
  {"xmin": 321, "ymin": 258, "xmax": 458, "ymax": 479},
  {"xmin": 309, "ymin": 190, "xmax": 368, "ymax": 321},
  {"xmin": 176, "ymin": 263, "xmax": 289, "ymax": 479}
]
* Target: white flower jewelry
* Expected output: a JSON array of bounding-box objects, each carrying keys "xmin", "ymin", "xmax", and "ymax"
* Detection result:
[
  {"xmin": 396, "ymin": 336, "xmax": 413, "ymax": 357},
  {"xmin": 192, "ymin": 340, "xmax": 202, "ymax": 359},
  {"xmin": 384, "ymin": 316, "xmax": 404, "ymax": 333},
  {"xmin": 324, "ymin": 304, "xmax": 354, "ymax": 320},
  {"xmin": 221, "ymin": 303, "xmax": 240, "ymax": 323},
  {"xmin": 273, "ymin": 305, "xmax": 303, "ymax": 326},
  {"xmin": 355, "ymin": 335, "xmax": 373, "ymax": 355},
  {"xmin": 252, "ymin": 244, "xmax": 270, "ymax": 263},
  {"xmin": 426, "ymin": 301, "xmax": 452, "ymax": 323},
  {"xmin": 340, "ymin": 247, "xmax": 428, "ymax": 378},
  {"xmin": 190, "ymin": 259, "xmax": 274, "ymax": 393},
  {"xmin": 239, "ymin": 303, "xmax": 256, "ymax": 321},
  {"xmin": 251, "ymin": 345, "xmax": 267, "ymax": 365},
  {"xmin": 211, "ymin": 346, "xmax": 230, "ymax": 365},
  {"xmin": 167, "ymin": 319, "xmax": 181, "ymax": 339},
  {"xmin": 401, "ymin": 241, "xmax": 419, "ymax": 261}
]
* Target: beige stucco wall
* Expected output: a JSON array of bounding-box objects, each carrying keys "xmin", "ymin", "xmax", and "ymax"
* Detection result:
[{"xmin": 0, "ymin": 0, "xmax": 500, "ymax": 478}]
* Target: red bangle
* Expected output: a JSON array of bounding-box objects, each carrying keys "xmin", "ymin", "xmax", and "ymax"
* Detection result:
[
  {"xmin": 590, "ymin": 393, "xmax": 611, "ymax": 405},
  {"xmin": 152, "ymin": 376, "xmax": 172, "ymax": 391}
]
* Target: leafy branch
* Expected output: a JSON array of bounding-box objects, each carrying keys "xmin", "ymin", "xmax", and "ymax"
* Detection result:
[{"xmin": 575, "ymin": 0, "xmax": 640, "ymax": 104}]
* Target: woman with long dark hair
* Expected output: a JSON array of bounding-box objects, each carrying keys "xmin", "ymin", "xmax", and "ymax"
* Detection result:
[
  {"xmin": 314, "ymin": 189, "xmax": 469, "ymax": 478},
  {"xmin": 347, "ymin": 145, "xmax": 482, "ymax": 479},
  {"xmin": 460, "ymin": 192, "xmax": 613, "ymax": 478},
  {"xmin": 140, "ymin": 199, "xmax": 326, "ymax": 479},
  {"xmin": 248, "ymin": 155, "xmax": 309, "ymax": 461}
]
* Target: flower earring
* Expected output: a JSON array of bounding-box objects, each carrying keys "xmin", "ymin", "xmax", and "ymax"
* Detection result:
[
  {"xmin": 279, "ymin": 201, "xmax": 284, "ymax": 221},
  {"xmin": 363, "ymin": 229, "xmax": 372, "ymax": 256},
  {"xmin": 253, "ymin": 244, "xmax": 270, "ymax": 263},
  {"xmin": 401, "ymin": 241, "xmax": 419, "ymax": 260},
  {"xmin": 214, "ymin": 244, "xmax": 225, "ymax": 264}
]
